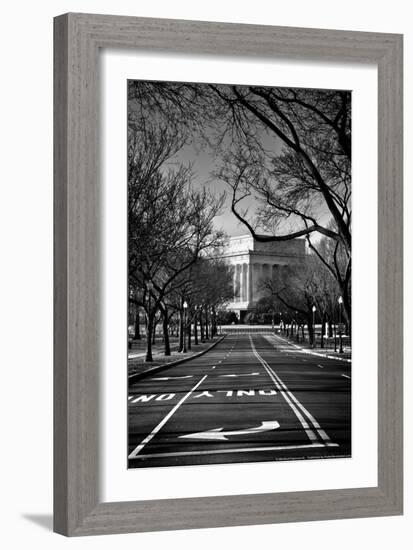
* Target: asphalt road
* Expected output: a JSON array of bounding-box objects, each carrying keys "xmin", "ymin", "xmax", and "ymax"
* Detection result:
[{"xmin": 128, "ymin": 333, "xmax": 351, "ymax": 468}]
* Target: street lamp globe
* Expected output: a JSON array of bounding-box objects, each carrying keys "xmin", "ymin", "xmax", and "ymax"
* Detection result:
[
  {"xmin": 183, "ymin": 300, "xmax": 188, "ymax": 309},
  {"xmin": 312, "ymin": 305, "xmax": 316, "ymax": 312},
  {"xmin": 338, "ymin": 296, "xmax": 343, "ymax": 304}
]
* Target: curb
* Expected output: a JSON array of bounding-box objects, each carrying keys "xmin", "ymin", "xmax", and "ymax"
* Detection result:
[
  {"xmin": 271, "ymin": 334, "xmax": 352, "ymax": 363},
  {"xmin": 128, "ymin": 335, "xmax": 226, "ymax": 385},
  {"xmin": 128, "ymin": 345, "xmax": 179, "ymax": 360}
]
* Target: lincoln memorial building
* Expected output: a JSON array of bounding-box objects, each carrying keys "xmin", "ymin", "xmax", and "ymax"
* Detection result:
[{"xmin": 220, "ymin": 234, "xmax": 306, "ymax": 321}]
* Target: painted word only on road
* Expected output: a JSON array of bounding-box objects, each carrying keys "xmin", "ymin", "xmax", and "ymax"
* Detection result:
[{"xmin": 128, "ymin": 389, "xmax": 278, "ymax": 404}]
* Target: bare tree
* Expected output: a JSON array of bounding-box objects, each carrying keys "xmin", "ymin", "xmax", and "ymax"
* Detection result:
[
  {"xmin": 261, "ymin": 254, "xmax": 341, "ymax": 346},
  {"xmin": 128, "ymin": 100, "xmax": 226, "ymax": 360},
  {"xmin": 209, "ymin": 87, "xmax": 351, "ymax": 318}
]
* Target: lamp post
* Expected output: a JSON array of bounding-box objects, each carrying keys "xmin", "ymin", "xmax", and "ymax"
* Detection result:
[
  {"xmin": 295, "ymin": 310, "xmax": 299, "ymax": 342},
  {"xmin": 194, "ymin": 305, "xmax": 199, "ymax": 345},
  {"xmin": 182, "ymin": 300, "xmax": 188, "ymax": 353},
  {"xmin": 338, "ymin": 296, "xmax": 344, "ymax": 353},
  {"xmin": 312, "ymin": 305, "xmax": 316, "ymax": 348},
  {"xmin": 146, "ymin": 281, "xmax": 154, "ymax": 362}
]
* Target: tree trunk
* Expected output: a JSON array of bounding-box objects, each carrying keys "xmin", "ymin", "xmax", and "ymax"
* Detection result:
[
  {"xmin": 194, "ymin": 315, "xmax": 199, "ymax": 345},
  {"xmin": 328, "ymin": 318, "xmax": 333, "ymax": 337},
  {"xmin": 308, "ymin": 316, "xmax": 314, "ymax": 347},
  {"xmin": 200, "ymin": 310, "xmax": 205, "ymax": 343},
  {"xmin": 162, "ymin": 309, "xmax": 171, "ymax": 356},
  {"xmin": 145, "ymin": 315, "xmax": 154, "ymax": 362},
  {"xmin": 205, "ymin": 309, "xmax": 209, "ymax": 340},
  {"xmin": 133, "ymin": 306, "xmax": 141, "ymax": 340},
  {"xmin": 152, "ymin": 319, "xmax": 157, "ymax": 345},
  {"xmin": 187, "ymin": 319, "xmax": 192, "ymax": 351}
]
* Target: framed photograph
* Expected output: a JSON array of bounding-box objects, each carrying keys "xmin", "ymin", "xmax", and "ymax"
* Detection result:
[{"xmin": 54, "ymin": 13, "xmax": 403, "ymax": 536}]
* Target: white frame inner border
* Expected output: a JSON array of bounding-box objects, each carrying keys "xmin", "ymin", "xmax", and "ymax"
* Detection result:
[{"xmin": 100, "ymin": 49, "xmax": 378, "ymax": 503}]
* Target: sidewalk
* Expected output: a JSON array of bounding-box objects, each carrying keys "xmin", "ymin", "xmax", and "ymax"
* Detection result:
[
  {"xmin": 128, "ymin": 344, "xmax": 179, "ymax": 359},
  {"xmin": 273, "ymin": 333, "xmax": 352, "ymax": 362},
  {"xmin": 128, "ymin": 335, "xmax": 225, "ymax": 379}
]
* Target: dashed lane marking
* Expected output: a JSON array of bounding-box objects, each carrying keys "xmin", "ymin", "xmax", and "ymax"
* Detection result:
[{"xmin": 341, "ymin": 374, "xmax": 351, "ymax": 379}]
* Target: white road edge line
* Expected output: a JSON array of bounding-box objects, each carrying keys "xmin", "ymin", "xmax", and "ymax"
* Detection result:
[
  {"xmin": 129, "ymin": 442, "xmax": 339, "ymax": 460},
  {"xmin": 270, "ymin": 334, "xmax": 352, "ymax": 363},
  {"xmin": 128, "ymin": 374, "xmax": 208, "ymax": 458}
]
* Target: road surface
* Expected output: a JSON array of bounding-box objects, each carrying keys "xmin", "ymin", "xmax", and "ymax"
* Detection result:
[{"xmin": 128, "ymin": 333, "xmax": 351, "ymax": 468}]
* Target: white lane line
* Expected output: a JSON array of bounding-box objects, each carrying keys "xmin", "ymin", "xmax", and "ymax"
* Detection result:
[
  {"xmin": 219, "ymin": 372, "xmax": 260, "ymax": 378},
  {"xmin": 265, "ymin": 360, "xmax": 333, "ymax": 445},
  {"xmin": 317, "ymin": 364, "xmax": 324, "ymax": 369},
  {"xmin": 341, "ymin": 374, "xmax": 351, "ymax": 379},
  {"xmin": 263, "ymin": 354, "xmax": 333, "ymax": 444},
  {"xmin": 250, "ymin": 336, "xmax": 334, "ymax": 445},
  {"xmin": 128, "ymin": 374, "xmax": 208, "ymax": 458},
  {"xmin": 249, "ymin": 336, "xmax": 318, "ymax": 443},
  {"xmin": 129, "ymin": 442, "xmax": 339, "ymax": 460},
  {"xmin": 152, "ymin": 375, "xmax": 193, "ymax": 381}
]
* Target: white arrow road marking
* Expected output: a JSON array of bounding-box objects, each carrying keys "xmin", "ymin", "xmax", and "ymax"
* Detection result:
[
  {"xmin": 219, "ymin": 372, "xmax": 260, "ymax": 378},
  {"xmin": 179, "ymin": 420, "xmax": 280, "ymax": 441},
  {"xmin": 152, "ymin": 375, "xmax": 193, "ymax": 381}
]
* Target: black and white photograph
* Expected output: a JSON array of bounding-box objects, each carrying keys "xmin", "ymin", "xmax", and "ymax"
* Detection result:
[
  {"xmin": 127, "ymin": 80, "xmax": 352, "ymax": 469},
  {"xmin": 1, "ymin": 0, "xmax": 407, "ymax": 543}
]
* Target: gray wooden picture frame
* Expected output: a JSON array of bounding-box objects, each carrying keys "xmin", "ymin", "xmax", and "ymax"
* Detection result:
[{"xmin": 53, "ymin": 12, "xmax": 403, "ymax": 536}]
